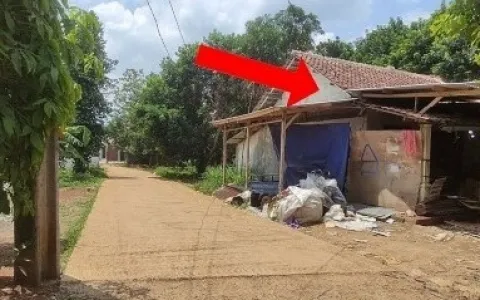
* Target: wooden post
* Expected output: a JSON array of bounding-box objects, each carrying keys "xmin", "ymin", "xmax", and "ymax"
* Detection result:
[
  {"xmin": 222, "ymin": 129, "xmax": 227, "ymax": 186},
  {"xmin": 278, "ymin": 112, "xmax": 287, "ymax": 193},
  {"xmin": 14, "ymin": 131, "xmax": 60, "ymax": 286},
  {"xmin": 414, "ymin": 97, "xmax": 418, "ymax": 112},
  {"xmin": 419, "ymin": 124, "xmax": 432, "ymax": 203},
  {"xmin": 245, "ymin": 126, "xmax": 251, "ymax": 189}
]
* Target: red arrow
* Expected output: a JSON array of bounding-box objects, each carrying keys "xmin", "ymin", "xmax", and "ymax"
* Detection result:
[{"xmin": 194, "ymin": 44, "xmax": 319, "ymax": 107}]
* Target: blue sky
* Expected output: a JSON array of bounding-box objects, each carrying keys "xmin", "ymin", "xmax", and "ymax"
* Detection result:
[{"xmin": 72, "ymin": 0, "xmax": 445, "ymax": 77}]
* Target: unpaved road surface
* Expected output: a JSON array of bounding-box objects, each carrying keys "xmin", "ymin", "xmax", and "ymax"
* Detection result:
[{"xmin": 53, "ymin": 165, "xmax": 460, "ymax": 300}]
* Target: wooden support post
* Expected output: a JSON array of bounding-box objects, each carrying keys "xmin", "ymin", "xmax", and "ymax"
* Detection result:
[
  {"xmin": 419, "ymin": 124, "xmax": 432, "ymax": 203},
  {"xmin": 245, "ymin": 126, "xmax": 251, "ymax": 189},
  {"xmin": 222, "ymin": 129, "xmax": 227, "ymax": 186},
  {"xmin": 414, "ymin": 97, "xmax": 418, "ymax": 112},
  {"xmin": 278, "ymin": 112, "xmax": 287, "ymax": 193},
  {"xmin": 14, "ymin": 131, "xmax": 60, "ymax": 286}
]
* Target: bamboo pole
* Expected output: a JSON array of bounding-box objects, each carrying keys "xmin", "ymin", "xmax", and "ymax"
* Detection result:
[
  {"xmin": 245, "ymin": 125, "xmax": 251, "ymax": 189},
  {"xmin": 419, "ymin": 124, "xmax": 432, "ymax": 203},
  {"xmin": 222, "ymin": 129, "xmax": 227, "ymax": 186},
  {"xmin": 278, "ymin": 112, "xmax": 287, "ymax": 193}
]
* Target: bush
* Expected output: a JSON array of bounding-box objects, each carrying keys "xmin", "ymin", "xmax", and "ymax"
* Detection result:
[
  {"xmin": 154, "ymin": 165, "xmax": 198, "ymax": 182},
  {"xmin": 59, "ymin": 167, "xmax": 107, "ymax": 188},
  {"xmin": 195, "ymin": 165, "xmax": 244, "ymax": 195}
]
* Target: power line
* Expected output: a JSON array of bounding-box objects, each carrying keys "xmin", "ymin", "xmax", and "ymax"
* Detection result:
[
  {"xmin": 166, "ymin": 0, "xmax": 186, "ymax": 45},
  {"xmin": 146, "ymin": 0, "xmax": 172, "ymax": 58}
]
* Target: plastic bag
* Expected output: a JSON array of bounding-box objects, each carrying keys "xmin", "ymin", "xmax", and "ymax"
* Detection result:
[{"xmin": 276, "ymin": 186, "xmax": 325, "ymax": 225}]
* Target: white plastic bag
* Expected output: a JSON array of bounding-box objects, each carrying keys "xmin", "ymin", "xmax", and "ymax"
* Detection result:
[{"xmin": 276, "ymin": 186, "xmax": 325, "ymax": 225}]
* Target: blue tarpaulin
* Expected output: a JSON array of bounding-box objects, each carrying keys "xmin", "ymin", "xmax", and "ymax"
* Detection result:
[{"xmin": 269, "ymin": 123, "xmax": 350, "ymax": 190}]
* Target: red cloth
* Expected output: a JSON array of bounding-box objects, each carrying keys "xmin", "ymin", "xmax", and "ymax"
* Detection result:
[{"xmin": 402, "ymin": 130, "xmax": 417, "ymax": 157}]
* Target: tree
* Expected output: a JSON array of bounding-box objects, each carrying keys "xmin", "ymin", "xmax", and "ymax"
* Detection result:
[
  {"xmin": 315, "ymin": 37, "xmax": 355, "ymax": 59},
  {"xmin": 354, "ymin": 18, "xmax": 409, "ymax": 66},
  {"xmin": 431, "ymin": 0, "xmax": 480, "ymax": 64},
  {"xmin": 65, "ymin": 8, "xmax": 116, "ymax": 173},
  {"xmin": 243, "ymin": 3, "xmax": 323, "ymax": 65},
  {"xmin": 0, "ymin": 0, "xmax": 97, "ymax": 283}
]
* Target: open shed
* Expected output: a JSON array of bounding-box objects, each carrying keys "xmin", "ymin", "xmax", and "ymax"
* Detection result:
[{"xmin": 213, "ymin": 51, "xmax": 480, "ymax": 212}]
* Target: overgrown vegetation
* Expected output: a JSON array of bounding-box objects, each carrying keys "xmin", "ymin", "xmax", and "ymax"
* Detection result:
[
  {"xmin": 59, "ymin": 167, "xmax": 107, "ymax": 188},
  {"xmin": 155, "ymin": 165, "xmax": 244, "ymax": 195},
  {"xmin": 195, "ymin": 166, "xmax": 245, "ymax": 195}
]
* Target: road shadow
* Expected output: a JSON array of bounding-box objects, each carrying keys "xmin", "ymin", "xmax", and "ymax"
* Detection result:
[
  {"xmin": 0, "ymin": 276, "xmax": 156, "ymax": 299},
  {"xmin": 106, "ymin": 176, "xmax": 137, "ymax": 180}
]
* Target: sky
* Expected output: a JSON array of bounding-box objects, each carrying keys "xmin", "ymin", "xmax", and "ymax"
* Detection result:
[{"xmin": 72, "ymin": 0, "xmax": 445, "ymax": 78}]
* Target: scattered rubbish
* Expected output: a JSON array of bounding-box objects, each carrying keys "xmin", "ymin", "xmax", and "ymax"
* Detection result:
[
  {"xmin": 354, "ymin": 239, "xmax": 368, "ymax": 243},
  {"xmin": 386, "ymin": 218, "xmax": 395, "ymax": 224},
  {"xmin": 324, "ymin": 204, "xmax": 345, "ymax": 221},
  {"xmin": 213, "ymin": 185, "xmax": 243, "ymax": 200},
  {"xmin": 226, "ymin": 190, "xmax": 252, "ymax": 207},
  {"xmin": 372, "ymin": 230, "xmax": 391, "ymax": 237},
  {"xmin": 433, "ymin": 232, "xmax": 455, "ymax": 242},
  {"xmin": 276, "ymin": 186, "xmax": 325, "ymax": 225},
  {"xmin": 299, "ymin": 173, "xmax": 347, "ymax": 207},
  {"xmin": 406, "ymin": 209, "xmax": 416, "ymax": 217},
  {"xmin": 286, "ymin": 218, "xmax": 301, "ymax": 229},
  {"xmin": 355, "ymin": 205, "xmax": 395, "ymax": 221},
  {"xmin": 324, "ymin": 205, "xmax": 378, "ymax": 232}
]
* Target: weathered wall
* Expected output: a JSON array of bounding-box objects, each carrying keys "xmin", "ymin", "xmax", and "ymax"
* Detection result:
[
  {"xmin": 235, "ymin": 126, "xmax": 279, "ymax": 176},
  {"xmin": 347, "ymin": 130, "xmax": 422, "ymax": 211},
  {"xmin": 275, "ymin": 73, "xmax": 351, "ymax": 107}
]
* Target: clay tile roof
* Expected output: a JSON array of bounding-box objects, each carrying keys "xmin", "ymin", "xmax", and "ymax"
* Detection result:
[
  {"xmin": 254, "ymin": 51, "xmax": 443, "ymax": 110},
  {"xmin": 292, "ymin": 51, "xmax": 443, "ymax": 89}
]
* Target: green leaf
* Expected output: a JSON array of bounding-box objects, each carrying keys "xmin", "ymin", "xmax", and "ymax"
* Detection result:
[
  {"xmin": 44, "ymin": 102, "xmax": 55, "ymax": 118},
  {"xmin": 51, "ymin": 68, "xmax": 58, "ymax": 82},
  {"xmin": 4, "ymin": 11, "xmax": 14, "ymax": 32},
  {"xmin": 39, "ymin": 73, "xmax": 48, "ymax": 92},
  {"xmin": 11, "ymin": 52, "xmax": 22, "ymax": 75},
  {"xmin": 21, "ymin": 125, "xmax": 32, "ymax": 136},
  {"xmin": 40, "ymin": 0, "xmax": 50, "ymax": 11},
  {"xmin": 2, "ymin": 117, "xmax": 14, "ymax": 137},
  {"xmin": 32, "ymin": 98, "xmax": 47, "ymax": 106},
  {"xmin": 30, "ymin": 132, "xmax": 44, "ymax": 152}
]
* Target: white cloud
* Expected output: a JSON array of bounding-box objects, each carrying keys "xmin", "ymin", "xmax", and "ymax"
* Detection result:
[
  {"xmin": 80, "ymin": 0, "xmax": 375, "ymax": 77},
  {"xmin": 402, "ymin": 9, "xmax": 431, "ymax": 24},
  {"xmin": 313, "ymin": 32, "xmax": 336, "ymax": 44}
]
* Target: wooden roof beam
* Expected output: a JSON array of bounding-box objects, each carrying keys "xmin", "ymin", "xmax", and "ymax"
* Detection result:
[
  {"xmin": 361, "ymin": 88, "xmax": 480, "ymax": 99},
  {"xmin": 419, "ymin": 97, "xmax": 443, "ymax": 115}
]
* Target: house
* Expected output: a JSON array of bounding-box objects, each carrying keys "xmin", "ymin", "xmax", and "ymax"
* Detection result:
[
  {"xmin": 213, "ymin": 51, "xmax": 480, "ymax": 212},
  {"xmin": 99, "ymin": 139, "xmax": 126, "ymax": 163}
]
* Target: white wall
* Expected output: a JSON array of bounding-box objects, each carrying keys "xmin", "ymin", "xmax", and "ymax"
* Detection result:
[
  {"xmin": 235, "ymin": 126, "xmax": 279, "ymax": 177},
  {"xmin": 275, "ymin": 73, "xmax": 352, "ymax": 107}
]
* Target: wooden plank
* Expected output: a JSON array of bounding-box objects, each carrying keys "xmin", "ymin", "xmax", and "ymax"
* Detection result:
[
  {"xmin": 361, "ymin": 88, "xmax": 480, "ymax": 99},
  {"xmin": 222, "ymin": 129, "xmax": 227, "ymax": 186},
  {"xmin": 245, "ymin": 126, "xmax": 251, "ymax": 189},
  {"xmin": 286, "ymin": 113, "xmax": 301, "ymax": 129},
  {"xmin": 418, "ymin": 97, "xmax": 443, "ymax": 114},
  {"xmin": 278, "ymin": 113, "xmax": 287, "ymax": 193},
  {"xmin": 419, "ymin": 124, "xmax": 432, "ymax": 204}
]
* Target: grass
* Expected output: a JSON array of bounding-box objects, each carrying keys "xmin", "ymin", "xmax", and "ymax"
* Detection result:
[
  {"xmin": 153, "ymin": 165, "xmax": 244, "ymax": 195},
  {"xmin": 154, "ymin": 165, "xmax": 199, "ymax": 183},
  {"xmin": 59, "ymin": 167, "xmax": 107, "ymax": 269},
  {"xmin": 59, "ymin": 167, "xmax": 107, "ymax": 188},
  {"xmin": 195, "ymin": 166, "xmax": 245, "ymax": 195}
]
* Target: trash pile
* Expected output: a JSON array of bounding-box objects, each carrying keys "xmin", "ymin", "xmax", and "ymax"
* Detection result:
[{"xmin": 224, "ymin": 171, "xmax": 396, "ymax": 235}]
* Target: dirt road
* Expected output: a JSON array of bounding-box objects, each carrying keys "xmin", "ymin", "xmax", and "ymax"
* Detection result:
[{"xmin": 62, "ymin": 166, "xmax": 458, "ymax": 299}]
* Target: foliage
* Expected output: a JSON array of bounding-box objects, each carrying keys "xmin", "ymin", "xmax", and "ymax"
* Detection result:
[
  {"xmin": 65, "ymin": 8, "xmax": 116, "ymax": 173},
  {"xmin": 431, "ymin": 0, "xmax": 480, "ymax": 64},
  {"xmin": 59, "ymin": 167, "xmax": 106, "ymax": 188},
  {"xmin": 108, "ymin": 3, "xmax": 323, "ymax": 173},
  {"xmin": 316, "ymin": 37, "xmax": 355, "ymax": 60},
  {"xmin": 195, "ymin": 166, "xmax": 244, "ymax": 195},
  {"xmin": 154, "ymin": 165, "xmax": 198, "ymax": 182},
  {"xmin": 60, "ymin": 125, "xmax": 92, "ymax": 163},
  {"xmin": 0, "ymin": 0, "xmax": 85, "ymax": 216}
]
